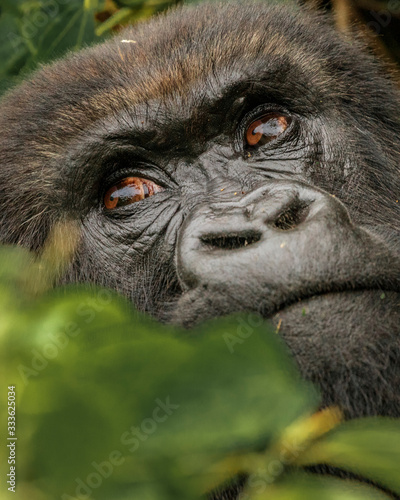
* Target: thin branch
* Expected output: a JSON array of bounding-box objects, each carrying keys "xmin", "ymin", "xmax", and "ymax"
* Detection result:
[{"xmin": 332, "ymin": 0, "xmax": 358, "ymax": 32}]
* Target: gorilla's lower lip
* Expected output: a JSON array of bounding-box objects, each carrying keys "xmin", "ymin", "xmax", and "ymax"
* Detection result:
[{"xmin": 270, "ymin": 289, "xmax": 400, "ymax": 334}]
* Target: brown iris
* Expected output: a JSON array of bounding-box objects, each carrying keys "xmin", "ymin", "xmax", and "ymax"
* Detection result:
[
  {"xmin": 104, "ymin": 177, "xmax": 163, "ymax": 209},
  {"xmin": 245, "ymin": 113, "xmax": 291, "ymax": 147}
]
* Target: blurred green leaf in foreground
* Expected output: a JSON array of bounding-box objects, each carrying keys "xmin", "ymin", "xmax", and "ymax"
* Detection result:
[{"xmin": 1, "ymin": 228, "xmax": 400, "ymax": 499}]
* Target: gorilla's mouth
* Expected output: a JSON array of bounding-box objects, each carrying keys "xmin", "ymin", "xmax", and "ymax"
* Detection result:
[
  {"xmin": 271, "ymin": 287, "xmax": 395, "ymax": 315},
  {"xmin": 270, "ymin": 289, "xmax": 400, "ymax": 334},
  {"xmin": 171, "ymin": 277, "xmax": 400, "ymax": 331}
]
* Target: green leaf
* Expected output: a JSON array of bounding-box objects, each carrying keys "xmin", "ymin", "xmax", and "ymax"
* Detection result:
[
  {"xmin": 296, "ymin": 418, "xmax": 400, "ymax": 494},
  {"xmin": 0, "ymin": 249, "xmax": 318, "ymax": 499},
  {"xmin": 249, "ymin": 474, "xmax": 390, "ymax": 500},
  {"xmin": 0, "ymin": 12, "xmax": 30, "ymax": 81},
  {"xmin": 0, "ymin": 0, "xmax": 107, "ymax": 97},
  {"xmin": 95, "ymin": 6, "xmax": 135, "ymax": 36}
]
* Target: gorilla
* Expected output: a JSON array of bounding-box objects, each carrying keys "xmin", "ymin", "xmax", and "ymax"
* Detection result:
[{"xmin": 0, "ymin": 0, "xmax": 399, "ymax": 433}]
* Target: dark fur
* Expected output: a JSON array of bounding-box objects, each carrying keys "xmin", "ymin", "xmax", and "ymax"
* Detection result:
[{"xmin": 1, "ymin": 2, "xmax": 400, "ymax": 498}]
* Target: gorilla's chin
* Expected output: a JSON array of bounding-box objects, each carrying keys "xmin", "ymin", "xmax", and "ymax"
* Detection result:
[{"xmin": 271, "ymin": 290, "xmax": 400, "ymax": 418}]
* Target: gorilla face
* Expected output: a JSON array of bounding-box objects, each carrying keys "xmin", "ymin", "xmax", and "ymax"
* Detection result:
[{"xmin": 0, "ymin": 2, "xmax": 399, "ymax": 419}]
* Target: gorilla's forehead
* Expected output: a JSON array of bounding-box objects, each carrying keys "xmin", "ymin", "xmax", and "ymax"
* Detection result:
[
  {"xmin": 78, "ymin": 3, "xmax": 343, "ymax": 118},
  {"xmin": 0, "ymin": 2, "xmax": 349, "ymax": 143},
  {"xmin": 0, "ymin": 0, "xmax": 390, "ymax": 193}
]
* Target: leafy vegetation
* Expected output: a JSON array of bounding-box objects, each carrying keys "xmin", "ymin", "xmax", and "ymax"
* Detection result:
[{"xmin": 1, "ymin": 227, "xmax": 400, "ymax": 499}]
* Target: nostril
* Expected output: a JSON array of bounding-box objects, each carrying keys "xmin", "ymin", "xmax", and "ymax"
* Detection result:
[
  {"xmin": 272, "ymin": 200, "xmax": 311, "ymax": 231},
  {"xmin": 200, "ymin": 231, "xmax": 262, "ymax": 250}
]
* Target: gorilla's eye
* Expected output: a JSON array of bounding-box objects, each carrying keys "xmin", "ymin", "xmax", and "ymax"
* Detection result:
[
  {"xmin": 245, "ymin": 113, "xmax": 291, "ymax": 148},
  {"xmin": 104, "ymin": 177, "xmax": 163, "ymax": 209}
]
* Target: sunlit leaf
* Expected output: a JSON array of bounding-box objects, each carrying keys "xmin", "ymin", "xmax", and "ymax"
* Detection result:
[
  {"xmin": 295, "ymin": 418, "xmax": 400, "ymax": 494},
  {"xmin": 248, "ymin": 474, "xmax": 390, "ymax": 500}
]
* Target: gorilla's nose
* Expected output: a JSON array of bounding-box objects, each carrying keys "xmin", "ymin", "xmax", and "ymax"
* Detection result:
[
  {"xmin": 176, "ymin": 180, "xmax": 392, "ymax": 313},
  {"xmin": 176, "ymin": 180, "xmax": 345, "ymax": 291},
  {"xmin": 198, "ymin": 185, "xmax": 312, "ymax": 251}
]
